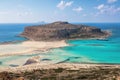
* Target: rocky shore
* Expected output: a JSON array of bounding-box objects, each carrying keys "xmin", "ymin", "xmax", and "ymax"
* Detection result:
[
  {"xmin": 0, "ymin": 68, "xmax": 120, "ymax": 80},
  {"xmin": 0, "ymin": 63, "xmax": 120, "ymax": 80}
]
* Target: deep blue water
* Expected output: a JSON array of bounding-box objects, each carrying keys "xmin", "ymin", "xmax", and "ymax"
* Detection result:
[
  {"xmin": 0, "ymin": 24, "xmax": 28, "ymax": 42},
  {"xmin": 0, "ymin": 23, "xmax": 120, "ymax": 65}
]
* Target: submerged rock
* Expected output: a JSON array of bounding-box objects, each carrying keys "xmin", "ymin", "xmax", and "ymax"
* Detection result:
[
  {"xmin": 9, "ymin": 64, "xmax": 19, "ymax": 67},
  {"xmin": 21, "ymin": 21, "xmax": 110, "ymax": 41},
  {"xmin": 41, "ymin": 58, "xmax": 52, "ymax": 61},
  {"xmin": 87, "ymin": 44, "xmax": 105, "ymax": 46},
  {"xmin": 0, "ymin": 61, "xmax": 2, "ymax": 65},
  {"xmin": 57, "ymin": 57, "xmax": 82, "ymax": 63}
]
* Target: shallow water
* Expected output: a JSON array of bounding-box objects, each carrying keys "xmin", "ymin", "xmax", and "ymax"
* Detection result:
[{"xmin": 0, "ymin": 23, "xmax": 120, "ymax": 67}]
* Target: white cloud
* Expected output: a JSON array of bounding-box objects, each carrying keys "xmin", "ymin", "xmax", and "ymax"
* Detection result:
[
  {"xmin": 17, "ymin": 11, "xmax": 32, "ymax": 17},
  {"xmin": 96, "ymin": 4, "xmax": 104, "ymax": 10},
  {"xmin": 16, "ymin": 4, "xmax": 33, "ymax": 17},
  {"xmin": 95, "ymin": 4, "xmax": 120, "ymax": 16},
  {"xmin": 57, "ymin": 0, "xmax": 73, "ymax": 9},
  {"xmin": 73, "ymin": 7, "xmax": 83, "ymax": 12},
  {"xmin": 107, "ymin": 0, "xmax": 117, "ymax": 3}
]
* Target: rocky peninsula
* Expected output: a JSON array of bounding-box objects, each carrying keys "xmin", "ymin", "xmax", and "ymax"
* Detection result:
[{"xmin": 21, "ymin": 21, "xmax": 110, "ymax": 41}]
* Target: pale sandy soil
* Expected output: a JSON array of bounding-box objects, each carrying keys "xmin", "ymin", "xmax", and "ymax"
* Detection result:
[{"xmin": 0, "ymin": 40, "xmax": 68, "ymax": 57}]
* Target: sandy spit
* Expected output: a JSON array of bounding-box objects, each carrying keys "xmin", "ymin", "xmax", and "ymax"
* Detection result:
[{"xmin": 0, "ymin": 40, "xmax": 68, "ymax": 57}]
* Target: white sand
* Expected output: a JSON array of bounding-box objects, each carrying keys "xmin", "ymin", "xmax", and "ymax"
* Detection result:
[
  {"xmin": 0, "ymin": 40, "xmax": 69, "ymax": 72},
  {"xmin": 0, "ymin": 40, "xmax": 68, "ymax": 57}
]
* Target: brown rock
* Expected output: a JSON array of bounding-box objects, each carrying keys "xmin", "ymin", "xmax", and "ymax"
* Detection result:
[
  {"xmin": 21, "ymin": 21, "xmax": 110, "ymax": 41},
  {"xmin": 24, "ymin": 56, "xmax": 40, "ymax": 65},
  {"xmin": 16, "ymin": 77, "xmax": 25, "ymax": 80}
]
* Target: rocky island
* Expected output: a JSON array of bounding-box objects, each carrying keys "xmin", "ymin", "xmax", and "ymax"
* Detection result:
[{"xmin": 21, "ymin": 21, "xmax": 109, "ymax": 41}]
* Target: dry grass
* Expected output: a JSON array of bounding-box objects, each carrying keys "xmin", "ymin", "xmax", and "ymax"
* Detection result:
[{"xmin": 0, "ymin": 67, "xmax": 120, "ymax": 80}]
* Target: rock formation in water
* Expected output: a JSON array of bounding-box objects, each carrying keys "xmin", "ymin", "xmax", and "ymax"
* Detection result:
[
  {"xmin": 21, "ymin": 21, "xmax": 110, "ymax": 41},
  {"xmin": 24, "ymin": 56, "xmax": 40, "ymax": 65}
]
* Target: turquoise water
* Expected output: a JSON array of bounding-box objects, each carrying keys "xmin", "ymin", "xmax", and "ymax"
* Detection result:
[
  {"xmin": 0, "ymin": 23, "xmax": 120, "ymax": 67},
  {"xmin": 65, "ymin": 23, "xmax": 120, "ymax": 63}
]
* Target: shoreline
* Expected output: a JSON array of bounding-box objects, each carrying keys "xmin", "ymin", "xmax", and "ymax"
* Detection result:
[
  {"xmin": 0, "ymin": 32, "xmax": 115, "ymax": 73},
  {"xmin": 0, "ymin": 35, "xmax": 111, "ymax": 57}
]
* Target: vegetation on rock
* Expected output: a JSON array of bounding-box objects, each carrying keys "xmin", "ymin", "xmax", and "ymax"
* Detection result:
[
  {"xmin": 0, "ymin": 67, "xmax": 120, "ymax": 80},
  {"xmin": 21, "ymin": 21, "xmax": 109, "ymax": 41}
]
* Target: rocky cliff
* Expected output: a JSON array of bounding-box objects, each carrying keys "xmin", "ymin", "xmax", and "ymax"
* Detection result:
[{"xmin": 21, "ymin": 21, "xmax": 109, "ymax": 41}]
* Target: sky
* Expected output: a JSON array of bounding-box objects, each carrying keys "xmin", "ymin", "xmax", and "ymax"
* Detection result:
[{"xmin": 0, "ymin": 0, "xmax": 120, "ymax": 23}]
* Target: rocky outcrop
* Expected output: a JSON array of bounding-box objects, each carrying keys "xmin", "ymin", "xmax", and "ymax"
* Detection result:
[
  {"xmin": 24, "ymin": 56, "xmax": 40, "ymax": 65},
  {"xmin": 1, "ymin": 67, "xmax": 120, "ymax": 80},
  {"xmin": 21, "ymin": 21, "xmax": 109, "ymax": 41}
]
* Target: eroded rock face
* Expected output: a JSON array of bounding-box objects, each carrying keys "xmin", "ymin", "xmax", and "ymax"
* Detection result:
[{"xmin": 21, "ymin": 21, "xmax": 109, "ymax": 41}]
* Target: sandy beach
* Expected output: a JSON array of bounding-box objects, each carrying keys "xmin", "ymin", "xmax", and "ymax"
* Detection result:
[{"xmin": 0, "ymin": 40, "xmax": 68, "ymax": 57}]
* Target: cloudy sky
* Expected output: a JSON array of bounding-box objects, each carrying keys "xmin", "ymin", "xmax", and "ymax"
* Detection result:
[{"xmin": 0, "ymin": 0, "xmax": 120, "ymax": 23}]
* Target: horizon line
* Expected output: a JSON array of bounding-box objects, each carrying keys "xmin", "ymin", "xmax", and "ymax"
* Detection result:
[{"xmin": 0, "ymin": 22, "xmax": 120, "ymax": 24}]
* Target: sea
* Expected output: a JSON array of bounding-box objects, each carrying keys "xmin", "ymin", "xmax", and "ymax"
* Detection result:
[{"xmin": 0, "ymin": 23, "xmax": 120, "ymax": 67}]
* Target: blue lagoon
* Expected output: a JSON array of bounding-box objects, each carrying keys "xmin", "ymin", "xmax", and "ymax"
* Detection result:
[{"xmin": 0, "ymin": 23, "xmax": 120, "ymax": 67}]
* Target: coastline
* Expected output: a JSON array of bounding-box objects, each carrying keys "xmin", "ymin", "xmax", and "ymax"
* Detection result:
[
  {"xmin": 0, "ymin": 27, "xmax": 114, "ymax": 73},
  {"xmin": 0, "ymin": 31, "xmax": 120, "ymax": 80},
  {"xmin": 0, "ymin": 36, "xmax": 115, "ymax": 72}
]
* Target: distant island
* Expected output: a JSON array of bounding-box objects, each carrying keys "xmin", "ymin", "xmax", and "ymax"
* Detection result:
[{"xmin": 21, "ymin": 21, "xmax": 110, "ymax": 41}]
